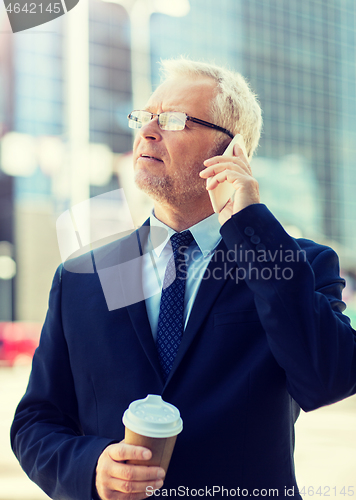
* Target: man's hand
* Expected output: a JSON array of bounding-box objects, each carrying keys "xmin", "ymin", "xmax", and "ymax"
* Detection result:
[
  {"xmin": 95, "ymin": 441, "xmax": 165, "ymax": 500},
  {"xmin": 200, "ymin": 143, "xmax": 260, "ymax": 225}
]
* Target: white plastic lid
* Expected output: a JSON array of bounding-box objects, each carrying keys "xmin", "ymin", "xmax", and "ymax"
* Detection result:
[{"xmin": 122, "ymin": 394, "xmax": 183, "ymax": 438}]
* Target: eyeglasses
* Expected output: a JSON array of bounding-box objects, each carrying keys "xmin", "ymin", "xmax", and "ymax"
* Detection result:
[{"xmin": 127, "ymin": 110, "xmax": 234, "ymax": 139}]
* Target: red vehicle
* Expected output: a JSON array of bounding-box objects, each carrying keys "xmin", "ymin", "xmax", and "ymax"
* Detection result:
[{"xmin": 0, "ymin": 322, "xmax": 41, "ymax": 366}]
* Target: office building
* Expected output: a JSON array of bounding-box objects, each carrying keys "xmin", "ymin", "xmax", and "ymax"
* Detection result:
[{"xmin": 151, "ymin": 0, "xmax": 356, "ymax": 255}]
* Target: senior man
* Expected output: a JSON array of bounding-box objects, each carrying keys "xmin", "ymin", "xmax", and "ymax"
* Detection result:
[{"xmin": 11, "ymin": 59, "xmax": 356, "ymax": 500}]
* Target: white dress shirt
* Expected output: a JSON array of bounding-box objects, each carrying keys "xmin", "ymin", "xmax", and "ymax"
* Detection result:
[{"xmin": 142, "ymin": 212, "xmax": 222, "ymax": 341}]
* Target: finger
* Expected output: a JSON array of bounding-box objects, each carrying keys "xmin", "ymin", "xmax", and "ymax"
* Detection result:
[
  {"xmin": 234, "ymin": 146, "xmax": 252, "ymax": 173},
  {"xmin": 96, "ymin": 452, "xmax": 165, "ymax": 500},
  {"xmin": 204, "ymin": 155, "xmax": 237, "ymax": 167},
  {"xmin": 109, "ymin": 442, "xmax": 152, "ymax": 463},
  {"xmin": 107, "ymin": 475, "xmax": 164, "ymax": 495},
  {"xmin": 200, "ymin": 161, "xmax": 248, "ymax": 179},
  {"xmin": 233, "ymin": 143, "xmax": 248, "ymax": 161},
  {"xmin": 113, "ymin": 462, "xmax": 165, "ymax": 482},
  {"xmin": 204, "ymin": 143, "xmax": 248, "ymax": 165},
  {"xmin": 203, "ymin": 156, "xmax": 250, "ymax": 176},
  {"xmin": 205, "ymin": 170, "xmax": 244, "ymax": 190},
  {"xmin": 98, "ymin": 484, "xmax": 159, "ymax": 500}
]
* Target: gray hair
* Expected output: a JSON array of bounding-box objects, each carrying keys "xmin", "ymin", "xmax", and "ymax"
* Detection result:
[{"xmin": 159, "ymin": 58, "xmax": 263, "ymax": 158}]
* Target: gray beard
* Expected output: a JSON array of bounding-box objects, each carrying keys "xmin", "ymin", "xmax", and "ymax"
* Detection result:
[
  {"xmin": 134, "ymin": 166, "xmax": 207, "ymax": 206},
  {"xmin": 134, "ymin": 138, "xmax": 226, "ymax": 206}
]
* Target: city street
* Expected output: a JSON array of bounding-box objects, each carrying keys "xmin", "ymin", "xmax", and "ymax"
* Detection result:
[{"xmin": 1, "ymin": 365, "xmax": 355, "ymax": 500}]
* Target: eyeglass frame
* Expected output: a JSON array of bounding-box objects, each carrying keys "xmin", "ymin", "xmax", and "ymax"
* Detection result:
[{"xmin": 127, "ymin": 110, "xmax": 234, "ymax": 139}]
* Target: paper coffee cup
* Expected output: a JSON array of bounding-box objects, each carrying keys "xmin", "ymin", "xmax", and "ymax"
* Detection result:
[{"xmin": 122, "ymin": 394, "xmax": 183, "ymax": 472}]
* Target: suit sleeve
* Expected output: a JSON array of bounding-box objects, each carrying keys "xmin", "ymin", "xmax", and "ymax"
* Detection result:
[
  {"xmin": 10, "ymin": 265, "xmax": 114, "ymax": 500},
  {"xmin": 220, "ymin": 204, "xmax": 356, "ymax": 411}
]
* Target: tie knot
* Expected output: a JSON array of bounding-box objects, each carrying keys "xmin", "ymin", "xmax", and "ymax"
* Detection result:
[{"xmin": 170, "ymin": 230, "xmax": 194, "ymax": 256}]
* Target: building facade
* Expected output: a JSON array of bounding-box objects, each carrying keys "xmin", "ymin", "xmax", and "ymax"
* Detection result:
[{"xmin": 0, "ymin": 0, "xmax": 355, "ymax": 321}]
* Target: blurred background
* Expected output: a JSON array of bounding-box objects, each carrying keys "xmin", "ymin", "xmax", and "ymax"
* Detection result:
[{"xmin": 0, "ymin": 0, "xmax": 355, "ymax": 498}]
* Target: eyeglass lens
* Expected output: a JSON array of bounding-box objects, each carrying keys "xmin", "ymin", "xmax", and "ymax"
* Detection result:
[{"xmin": 128, "ymin": 111, "xmax": 187, "ymax": 131}]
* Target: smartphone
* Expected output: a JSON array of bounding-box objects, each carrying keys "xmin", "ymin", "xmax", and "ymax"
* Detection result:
[{"xmin": 207, "ymin": 134, "xmax": 249, "ymax": 213}]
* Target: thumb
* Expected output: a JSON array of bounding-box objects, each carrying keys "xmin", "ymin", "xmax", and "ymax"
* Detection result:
[{"xmin": 233, "ymin": 143, "xmax": 240, "ymax": 156}]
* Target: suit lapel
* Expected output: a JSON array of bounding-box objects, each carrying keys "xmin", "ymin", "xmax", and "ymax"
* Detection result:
[
  {"xmin": 99, "ymin": 224, "xmax": 237, "ymax": 386},
  {"xmin": 94, "ymin": 221, "xmax": 164, "ymax": 381},
  {"xmin": 125, "ymin": 223, "xmax": 166, "ymax": 380},
  {"xmin": 123, "ymin": 223, "xmax": 164, "ymax": 381},
  {"xmin": 126, "ymin": 300, "xmax": 163, "ymax": 380}
]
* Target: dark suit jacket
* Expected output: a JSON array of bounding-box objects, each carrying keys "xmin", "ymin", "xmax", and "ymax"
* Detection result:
[{"xmin": 11, "ymin": 204, "xmax": 356, "ymax": 499}]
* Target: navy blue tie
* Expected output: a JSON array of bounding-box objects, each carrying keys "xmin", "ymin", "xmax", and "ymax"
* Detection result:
[{"xmin": 156, "ymin": 230, "xmax": 194, "ymax": 380}]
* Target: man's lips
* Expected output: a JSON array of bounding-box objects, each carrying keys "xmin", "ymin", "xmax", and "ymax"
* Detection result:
[{"xmin": 139, "ymin": 154, "xmax": 163, "ymax": 162}]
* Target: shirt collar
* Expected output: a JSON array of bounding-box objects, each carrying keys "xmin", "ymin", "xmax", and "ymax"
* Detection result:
[{"xmin": 149, "ymin": 212, "xmax": 222, "ymax": 258}]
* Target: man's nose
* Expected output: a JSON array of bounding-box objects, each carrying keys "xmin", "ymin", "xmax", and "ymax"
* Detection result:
[{"xmin": 139, "ymin": 116, "xmax": 162, "ymax": 141}]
